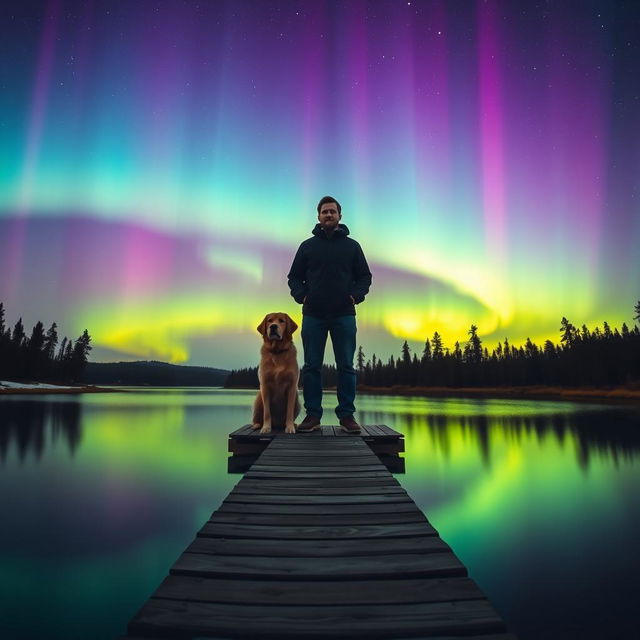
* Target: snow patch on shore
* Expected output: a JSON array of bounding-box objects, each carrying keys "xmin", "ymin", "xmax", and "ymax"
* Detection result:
[{"xmin": 0, "ymin": 381, "xmax": 77, "ymax": 390}]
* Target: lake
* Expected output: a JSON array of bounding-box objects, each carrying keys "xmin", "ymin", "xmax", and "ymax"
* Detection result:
[{"xmin": 1, "ymin": 389, "xmax": 639, "ymax": 639}]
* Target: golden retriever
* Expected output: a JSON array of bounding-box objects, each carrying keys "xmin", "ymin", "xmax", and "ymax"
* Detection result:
[{"xmin": 251, "ymin": 312, "xmax": 301, "ymax": 434}]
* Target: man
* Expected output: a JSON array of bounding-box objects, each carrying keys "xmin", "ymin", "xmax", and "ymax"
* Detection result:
[{"xmin": 287, "ymin": 196, "xmax": 372, "ymax": 433}]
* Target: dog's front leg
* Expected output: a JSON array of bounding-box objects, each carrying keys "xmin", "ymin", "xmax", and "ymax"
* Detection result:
[
  {"xmin": 284, "ymin": 383, "xmax": 297, "ymax": 434},
  {"xmin": 251, "ymin": 391, "xmax": 263, "ymax": 430},
  {"xmin": 259, "ymin": 385, "xmax": 272, "ymax": 434}
]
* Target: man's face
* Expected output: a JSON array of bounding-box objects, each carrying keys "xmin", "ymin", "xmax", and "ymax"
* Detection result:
[{"xmin": 318, "ymin": 202, "xmax": 341, "ymax": 230}]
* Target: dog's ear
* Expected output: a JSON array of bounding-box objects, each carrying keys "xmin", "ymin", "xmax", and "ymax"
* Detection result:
[
  {"xmin": 256, "ymin": 315, "xmax": 268, "ymax": 336},
  {"xmin": 286, "ymin": 315, "xmax": 298, "ymax": 336}
]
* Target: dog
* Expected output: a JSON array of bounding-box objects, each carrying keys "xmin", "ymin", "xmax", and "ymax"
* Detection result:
[{"xmin": 251, "ymin": 312, "xmax": 301, "ymax": 434}]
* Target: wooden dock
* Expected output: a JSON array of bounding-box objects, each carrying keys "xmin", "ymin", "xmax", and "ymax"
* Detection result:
[
  {"xmin": 227, "ymin": 424, "xmax": 405, "ymax": 473},
  {"xmin": 125, "ymin": 426, "xmax": 515, "ymax": 639},
  {"xmin": 227, "ymin": 423, "xmax": 405, "ymax": 456}
]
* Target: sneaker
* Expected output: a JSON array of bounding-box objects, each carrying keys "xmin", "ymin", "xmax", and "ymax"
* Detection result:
[
  {"xmin": 339, "ymin": 416, "xmax": 362, "ymax": 434},
  {"xmin": 297, "ymin": 415, "xmax": 321, "ymax": 432}
]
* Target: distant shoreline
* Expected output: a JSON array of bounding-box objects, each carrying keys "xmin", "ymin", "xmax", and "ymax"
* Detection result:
[
  {"xmin": 227, "ymin": 384, "xmax": 640, "ymax": 403},
  {"xmin": 358, "ymin": 384, "xmax": 640, "ymax": 403},
  {"xmin": 0, "ymin": 384, "xmax": 118, "ymax": 395},
  {"xmin": 3, "ymin": 383, "xmax": 638, "ymax": 403}
]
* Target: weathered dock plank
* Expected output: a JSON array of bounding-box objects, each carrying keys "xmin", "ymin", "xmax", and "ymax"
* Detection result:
[
  {"xmin": 152, "ymin": 574, "xmax": 483, "ymax": 605},
  {"xmin": 184, "ymin": 536, "xmax": 451, "ymax": 557},
  {"xmin": 224, "ymin": 491, "xmax": 412, "ymax": 503},
  {"xmin": 197, "ymin": 521, "xmax": 439, "ymax": 540},
  {"xmin": 228, "ymin": 423, "xmax": 405, "ymax": 457},
  {"xmin": 170, "ymin": 551, "xmax": 467, "ymax": 580},
  {"xmin": 217, "ymin": 501, "xmax": 419, "ymax": 514},
  {"xmin": 129, "ymin": 599, "xmax": 507, "ymax": 639},
  {"xmin": 126, "ymin": 432, "xmax": 515, "ymax": 639},
  {"xmin": 208, "ymin": 511, "xmax": 428, "ymax": 525}
]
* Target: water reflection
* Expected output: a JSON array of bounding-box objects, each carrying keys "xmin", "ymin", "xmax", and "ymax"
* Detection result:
[
  {"xmin": 0, "ymin": 390, "xmax": 638, "ymax": 640},
  {"xmin": 0, "ymin": 400, "xmax": 82, "ymax": 462},
  {"xmin": 360, "ymin": 406, "xmax": 640, "ymax": 471},
  {"xmin": 2, "ymin": 393, "xmax": 639, "ymax": 472}
]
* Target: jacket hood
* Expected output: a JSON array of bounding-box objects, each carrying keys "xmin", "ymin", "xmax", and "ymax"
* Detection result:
[{"xmin": 312, "ymin": 223, "xmax": 350, "ymax": 237}]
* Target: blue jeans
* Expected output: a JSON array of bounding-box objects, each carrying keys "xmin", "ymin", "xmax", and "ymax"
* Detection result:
[{"xmin": 301, "ymin": 314, "xmax": 357, "ymax": 419}]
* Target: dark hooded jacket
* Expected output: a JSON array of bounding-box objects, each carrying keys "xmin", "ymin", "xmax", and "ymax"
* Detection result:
[{"xmin": 287, "ymin": 223, "xmax": 372, "ymax": 318}]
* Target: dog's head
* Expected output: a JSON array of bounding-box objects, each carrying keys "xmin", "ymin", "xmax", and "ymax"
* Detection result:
[{"xmin": 257, "ymin": 312, "xmax": 298, "ymax": 343}]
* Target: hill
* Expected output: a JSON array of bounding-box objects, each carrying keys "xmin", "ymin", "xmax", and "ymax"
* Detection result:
[{"xmin": 83, "ymin": 361, "xmax": 229, "ymax": 386}]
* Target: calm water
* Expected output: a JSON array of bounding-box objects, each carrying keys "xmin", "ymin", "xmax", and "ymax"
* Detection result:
[{"xmin": 1, "ymin": 389, "xmax": 639, "ymax": 639}]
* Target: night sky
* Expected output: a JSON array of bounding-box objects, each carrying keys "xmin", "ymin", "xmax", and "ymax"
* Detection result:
[{"xmin": 1, "ymin": 0, "xmax": 639, "ymax": 368}]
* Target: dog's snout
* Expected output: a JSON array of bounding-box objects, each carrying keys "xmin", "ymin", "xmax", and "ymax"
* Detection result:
[{"xmin": 269, "ymin": 324, "xmax": 278, "ymax": 332}]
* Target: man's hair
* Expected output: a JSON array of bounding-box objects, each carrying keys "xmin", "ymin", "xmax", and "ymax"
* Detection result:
[{"xmin": 317, "ymin": 196, "xmax": 341, "ymax": 215}]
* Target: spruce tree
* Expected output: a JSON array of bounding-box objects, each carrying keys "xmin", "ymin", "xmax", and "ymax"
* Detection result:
[
  {"xmin": 421, "ymin": 338, "xmax": 431, "ymax": 362},
  {"xmin": 11, "ymin": 318, "xmax": 26, "ymax": 347},
  {"xmin": 26, "ymin": 321, "xmax": 46, "ymax": 378},
  {"xmin": 70, "ymin": 330, "xmax": 92, "ymax": 381},
  {"xmin": 466, "ymin": 325, "xmax": 482, "ymax": 362},
  {"xmin": 581, "ymin": 324, "xmax": 591, "ymax": 341},
  {"xmin": 57, "ymin": 336, "xmax": 68, "ymax": 361},
  {"xmin": 543, "ymin": 340, "xmax": 556, "ymax": 357},
  {"xmin": 0, "ymin": 303, "xmax": 6, "ymax": 376},
  {"xmin": 401, "ymin": 341, "xmax": 411, "ymax": 366},
  {"xmin": 622, "ymin": 323, "xmax": 630, "ymax": 339},
  {"xmin": 431, "ymin": 332, "xmax": 443, "ymax": 359},
  {"xmin": 43, "ymin": 323, "xmax": 58, "ymax": 361},
  {"xmin": 560, "ymin": 317, "xmax": 577, "ymax": 346},
  {"xmin": 28, "ymin": 321, "xmax": 45, "ymax": 352},
  {"xmin": 524, "ymin": 337, "xmax": 537, "ymax": 358}
]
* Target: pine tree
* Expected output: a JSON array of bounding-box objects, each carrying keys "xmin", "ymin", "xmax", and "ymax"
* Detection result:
[
  {"xmin": 560, "ymin": 317, "xmax": 577, "ymax": 346},
  {"xmin": 26, "ymin": 321, "xmax": 46, "ymax": 378},
  {"xmin": 634, "ymin": 300, "xmax": 640, "ymax": 324},
  {"xmin": 524, "ymin": 337, "xmax": 537, "ymax": 358},
  {"xmin": 70, "ymin": 330, "xmax": 92, "ymax": 381},
  {"xmin": 57, "ymin": 336, "xmax": 68, "ymax": 361},
  {"xmin": 43, "ymin": 323, "xmax": 58, "ymax": 360},
  {"xmin": 622, "ymin": 323, "xmax": 630, "ymax": 339},
  {"xmin": 0, "ymin": 302, "xmax": 7, "ymax": 377},
  {"xmin": 11, "ymin": 318, "xmax": 26, "ymax": 347},
  {"xmin": 411, "ymin": 353, "xmax": 419, "ymax": 384},
  {"xmin": 543, "ymin": 340, "xmax": 556, "ymax": 358},
  {"xmin": 401, "ymin": 341, "xmax": 411, "ymax": 366},
  {"xmin": 356, "ymin": 345, "xmax": 365, "ymax": 373},
  {"xmin": 28, "ymin": 321, "xmax": 45, "ymax": 352},
  {"xmin": 421, "ymin": 339, "xmax": 431, "ymax": 362},
  {"xmin": 466, "ymin": 325, "xmax": 482, "ymax": 362},
  {"xmin": 431, "ymin": 332, "xmax": 443, "ymax": 359}
]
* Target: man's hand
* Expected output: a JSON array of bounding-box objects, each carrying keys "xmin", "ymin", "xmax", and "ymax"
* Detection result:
[{"xmin": 350, "ymin": 295, "xmax": 356, "ymax": 304}]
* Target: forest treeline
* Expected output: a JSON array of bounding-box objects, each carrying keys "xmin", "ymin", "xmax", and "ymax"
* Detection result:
[
  {"xmin": 225, "ymin": 301, "xmax": 640, "ymax": 389},
  {"xmin": 0, "ymin": 302, "xmax": 92, "ymax": 383}
]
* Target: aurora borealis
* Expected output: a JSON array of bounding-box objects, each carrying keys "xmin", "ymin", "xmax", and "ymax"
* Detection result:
[{"xmin": 1, "ymin": 0, "xmax": 638, "ymax": 369}]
